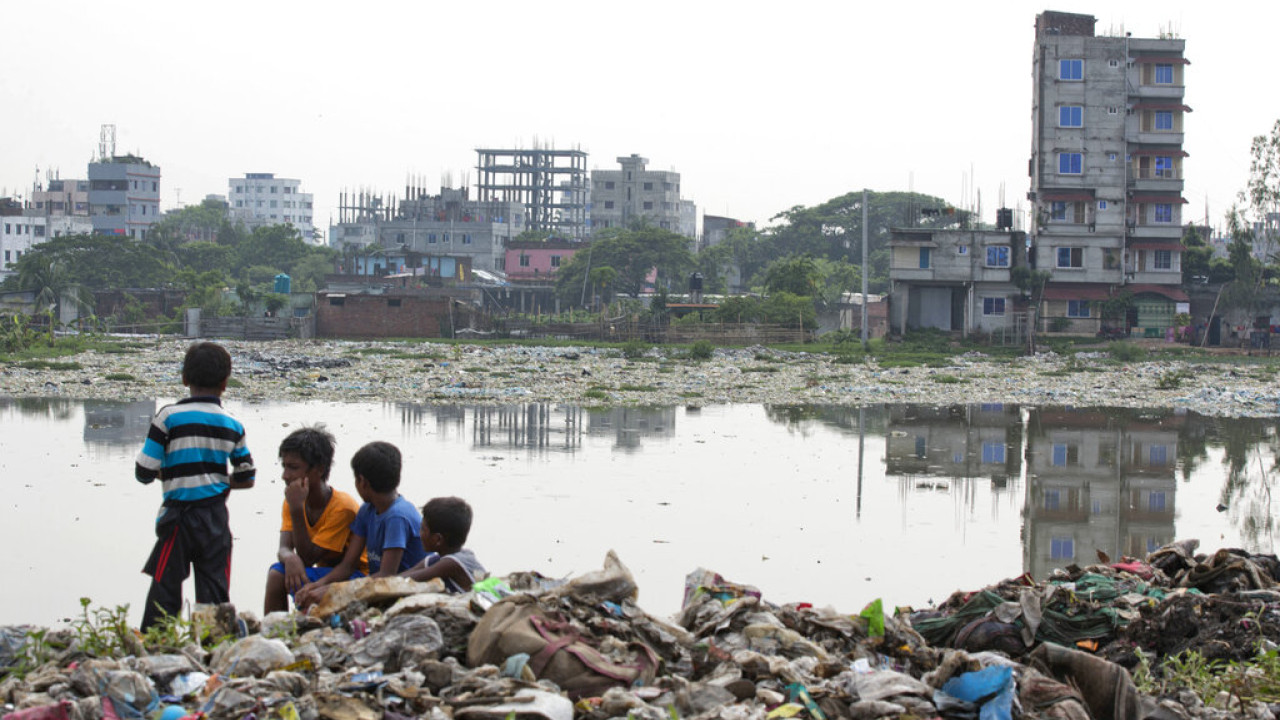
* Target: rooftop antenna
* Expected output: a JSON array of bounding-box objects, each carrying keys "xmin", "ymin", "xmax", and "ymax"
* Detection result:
[{"xmin": 99, "ymin": 124, "xmax": 116, "ymax": 161}]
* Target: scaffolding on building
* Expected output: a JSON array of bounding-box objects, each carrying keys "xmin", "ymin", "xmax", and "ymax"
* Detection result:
[{"xmin": 475, "ymin": 146, "xmax": 588, "ymax": 240}]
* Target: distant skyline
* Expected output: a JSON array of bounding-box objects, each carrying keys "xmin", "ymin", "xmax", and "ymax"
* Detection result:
[{"xmin": 3, "ymin": 1, "xmax": 1276, "ymax": 240}]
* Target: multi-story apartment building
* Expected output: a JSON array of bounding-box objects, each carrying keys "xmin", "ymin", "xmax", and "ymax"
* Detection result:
[
  {"xmin": 0, "ymin": 215, "xmax": 93, "ymax": 276},
  {"xmin": 88, "ymin": 154, "xmax": 161, "ymax": 240},
  {"xmin": 228, "ymin": 173, "xmax": 317, "ymax": 243},
  {"xmin": 590, "ymin": 154, "xmax": 696, "ymax": 239},
  {"xmin": 30, "ymin": 174, "xmax": 90, "ymax": 218},
  {"xmin": 329, "ymin": 186, "xmax": 526, "ymax": 275},
  {"xmin": 1030, "ymin": 10, "xmax": 1188, "ymax": 336},
  {"xmin": 887, "ymin": 228, "xmax": 1027, "ymax": 336}
]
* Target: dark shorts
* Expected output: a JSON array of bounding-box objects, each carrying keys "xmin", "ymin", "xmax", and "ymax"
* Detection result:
[{"xmin": 268, "ymin": 563, "xmax": 364, "ymax": 588}]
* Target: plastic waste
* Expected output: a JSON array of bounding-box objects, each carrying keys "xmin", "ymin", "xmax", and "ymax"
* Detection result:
[
  {"xmin": 211, "ymin": 635, "xmax": 295, "ymax": 678},
  {"xmin": 939, "ymin": 666, "xmax": 1015, "ymax": 720},
  {"xmin": 169, "ymin": 673, "xmax": 211, "ymax": 699}
]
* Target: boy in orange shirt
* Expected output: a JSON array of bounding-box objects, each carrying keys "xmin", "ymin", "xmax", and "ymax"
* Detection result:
[{"xmin": 263, "ymin": 427, "xmax": 366, "ymax": 613}]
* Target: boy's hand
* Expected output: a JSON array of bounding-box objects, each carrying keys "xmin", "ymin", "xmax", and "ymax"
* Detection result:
[
  {"xmin": 283, "ymin": 554, "xmax": 308, "ymax": 593},
  {"xmin": 284, "ymin": 477, "xmax": 308, "ymax": 509},
  {"xmin": 294, "ymin": 582, "xmax": 321, "ymax": 610}
]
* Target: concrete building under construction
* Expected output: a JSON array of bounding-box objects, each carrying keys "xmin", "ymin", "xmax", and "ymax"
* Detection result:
[{"xmin": 475, "ymin": 147, "xmax": 588, "ymax": 240}]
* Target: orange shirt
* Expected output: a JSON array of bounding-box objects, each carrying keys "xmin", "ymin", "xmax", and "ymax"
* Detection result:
[{"xmin": 281, "ymin": 488, "xmax": 368, "ymax": 573}]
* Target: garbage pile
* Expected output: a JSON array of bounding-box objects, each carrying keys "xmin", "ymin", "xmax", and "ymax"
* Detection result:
[{"xmin": 5, "ymin": 544, "xmax": 1280, "ymax": 720}]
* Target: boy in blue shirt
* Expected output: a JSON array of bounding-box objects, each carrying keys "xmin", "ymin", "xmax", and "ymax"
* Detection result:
[
  {"xmin": 135, "ymin": 342, "xmax": 255, "ymax": 631},
  {"xmin": 294, "ymin": 441, "xmax": 425, "ymax": 610}
]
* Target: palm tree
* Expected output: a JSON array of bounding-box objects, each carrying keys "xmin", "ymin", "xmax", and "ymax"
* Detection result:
[{"xmin": 17, "ymin": 256, "xmax": 89, "ymax": 327}]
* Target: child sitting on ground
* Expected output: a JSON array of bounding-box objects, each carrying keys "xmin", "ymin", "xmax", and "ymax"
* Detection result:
[
  {"xmin": 294, "ymin": 441, "xmax": 427, "ymax": 610},
  {"xmin": 401, "ymin": 496, "xmax": 486, "ymax": 592},
  {"xmin": 263, "ymin": 426, "xmax": 366, "ymax": 614}
]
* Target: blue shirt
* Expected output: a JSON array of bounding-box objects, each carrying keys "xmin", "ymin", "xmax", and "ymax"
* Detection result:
[
  {"xmin": 135, "ymin": 396, "xmax": 255, "ymax": 505},
  {"xmin": 351, "ymin": 496, "xmax": 426, "ymax": 574}
]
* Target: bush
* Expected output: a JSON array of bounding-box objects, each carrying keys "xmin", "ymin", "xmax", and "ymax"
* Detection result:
[
  {"xmin": 689, "ymin": 340, "xmax": 714, "ymax": 360},
  {"xmin": 621, "ymin": 340, "xmax": 650, "ymax": 359},
  {"xmin": 1049, "ymin": 317, "xmax": 1071, "ymax": 332},
  {"xmin": 1109, "ymin": 341, "xmax": 1147, "ymax": 362}
]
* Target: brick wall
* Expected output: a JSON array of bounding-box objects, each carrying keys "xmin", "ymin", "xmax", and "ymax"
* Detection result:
[{"xmin": 316, "ymin": 293, "xmax": 449, "ymax": 338}]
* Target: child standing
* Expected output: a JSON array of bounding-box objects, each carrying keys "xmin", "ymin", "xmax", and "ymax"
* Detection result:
[
  {"xmin": 135, "ymin": 342, "xmax": 256, "ymax": 631},
  {"xmin": 263, "ymin": 426, "xmax": 366, "ymax": 614},
  {"xmin": 294, "ymin": 441, "xmax": 427, "ymax": 610},
  {"xmin": 402, "ymin": 496, "xmax": 486, "ymax": 592}
]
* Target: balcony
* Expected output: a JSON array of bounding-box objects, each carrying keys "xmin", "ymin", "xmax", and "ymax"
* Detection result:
[
  {"xmin": 1128, "ymin": 167, "xmax": 1184, "ymax": 193},
  {"xmin": 1131, "ymin": 84, "xmax": 1185, "ymax": 101},
  {"xmin": 1132, "ymin": 131, "xmax": 1184, "ymax": 146}
]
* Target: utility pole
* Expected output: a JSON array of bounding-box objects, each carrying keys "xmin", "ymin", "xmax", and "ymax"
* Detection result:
[{"xmin": 861, "ymin": 189, "xmax": 869, "ymax": 351}]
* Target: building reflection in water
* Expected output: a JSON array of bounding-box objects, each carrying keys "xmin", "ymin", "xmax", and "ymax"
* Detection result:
[
  {"xmin": 82, "ymin": 400, "xmax": 157, "ymax": 446},
  {"xmin": 391, "ymin": 402, "xmax": 585, "ymax": 452},
  {"xmin": 885, "ymin": 403, "xmax": 1023, "ymax": 494},
  {"xmin": 1023, "ymin": 408, "xmax": 1178, "ymax": 580},
  {"xmin": 586, "ymin": 407, "xmax": 677, "ymax": 452}
]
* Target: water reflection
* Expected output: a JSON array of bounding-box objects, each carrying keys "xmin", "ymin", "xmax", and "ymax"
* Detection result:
[{"xmin": 4, "ymin": 396, "xmax": 1280, "ymax": 627}]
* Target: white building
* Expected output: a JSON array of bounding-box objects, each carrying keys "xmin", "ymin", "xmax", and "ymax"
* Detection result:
[
  {"xmin": 0, "ymin": 215, "xmax": 93, "ymax": 276},
  {"xmin": 228, "ymin": 173, "xmax": 317, "ymax": 243}
]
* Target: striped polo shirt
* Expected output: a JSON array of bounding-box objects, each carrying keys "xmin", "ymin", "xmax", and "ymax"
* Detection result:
[{"xmin": 135, "ymin": 396, "xmax": 256, "ymax": 505}]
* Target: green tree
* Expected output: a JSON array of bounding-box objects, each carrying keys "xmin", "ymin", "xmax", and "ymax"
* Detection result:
[
  {"xmin": 1180, "ymin": 223, "xmax": 1213, "ymax": 285},
  {"xmin": 761, "ymin": 254, "xmax": 821, "ymax": 296},
  {"xmin": 176, "ymin": 241, "xmax": 236, "ymax": 275},
  {"xmin": 7, "ymin": 233, "xmax": 171, "ymax": 290},
  {"xmin": 16, "ymin": 255, "xmax": 89, "ymax": 323},
  {"xmin": 236, "ymin": 225, "xmax": 312, "ymax": 274},
  {"xmin": 1246, "ymin": 120, "xmax": 1280, "ymax": 267},
  {"xmin": 555, "ymin": 222, "xmax": 693, "ymax": 304}
]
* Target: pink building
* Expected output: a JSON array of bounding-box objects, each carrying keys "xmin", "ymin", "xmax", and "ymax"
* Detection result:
[{"xmin": 504, "ymin": 240, "xmax": 581, "ymax": 282}]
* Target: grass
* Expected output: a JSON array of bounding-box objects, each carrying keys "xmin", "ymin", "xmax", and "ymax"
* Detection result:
[
  {"xmin": 103, "ymin": 373, "xmax": 136, "ymax": 382},
  {"xmin": 17, "ymin": 360, "xmax": 82, "ymax": 371},
  {"xmin": 744, "ymin": 366, "xmax": 780, "ymax": 373},
  {"xmin": 583, "ymin": 388, "xmax": 609, "ymax": 400},
  {"xmin": 1133, "ymin": 647, "xmax": 1280, "ymax": 708},
  {"xmin": 931, "ymin": 374, "xmax": 966, "ymax": 384},
  {"xmin": 618, "ymin": 384, "xmax": 658, "ymax": 392}
]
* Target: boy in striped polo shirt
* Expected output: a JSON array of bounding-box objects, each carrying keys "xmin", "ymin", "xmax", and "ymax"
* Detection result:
[{"xmin": 135, "ymin": 342, "xmax": 256, "ymax": 631}]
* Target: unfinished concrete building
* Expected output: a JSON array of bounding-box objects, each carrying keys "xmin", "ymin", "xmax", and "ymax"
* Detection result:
[{"xmin": 475, "ymin": 147, "xmax": 588, "ymax": 240}]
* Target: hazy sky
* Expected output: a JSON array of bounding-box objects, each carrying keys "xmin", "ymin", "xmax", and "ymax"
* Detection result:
[{"xmin": 3, "ymin": 1, "xmax": 1275, "ymax": 239}]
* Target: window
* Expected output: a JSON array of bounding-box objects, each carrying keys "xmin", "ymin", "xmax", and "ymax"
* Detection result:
[
  {"xmin": 986, "ymin": 246, "xmax": 1010, "ymax": 267},
  {"xmin": 643, "ymin": 182, "xmax": 653, "ymax": 190},
  {"xmin": 1154, "ymin": 156, "xmax": 1174, "ymax": 177},
  {"xmin": 442, "ymin": 233, "xmax": 450, "ymax": 243},
  {"xmin": 1098, "ymin": 200, "xmax": 1108, "ymax": 209},
  {"xmin": 1108, "ymin": 58, "xmax": 1120, "ymax": 68},
  {"xmin": 387, "ymin": 298, "xmax": 401, "ymax": 308},
  {"xmin": 1057, "ymin": 247, "xmax": 1084, "ymax": 268},
  {"xmin": 1154, "ymin": 204, "xmax": 1173, "ymax": 223},
  {"xmin": 1068, "ymin": 300, "xmax": 1090, "ymax": 318},
  {"xmin": 1154, "ymin": 249, "xmax": 1172, "ymax": 269},
  {"xmin": 33, "ymin": 226, "xmax": 44, "ymax": 237},
  {"xmin": 550, "ymin": 255, "xmax": 561, "ymax": 267},
  {"xmin": 1154, "ymin": 64, "xmax": 1173, "ymax": 84},
  {"xmin": 983, "ymin": 297, "xmax": 1006, "ymax": 316},
  {"xmin": 1149, "ymin": 445, "xmax": 1168, "ymax": 465},
  {"xmin": 1059, "ymin": 106, "xmax": 1083, "ymax": 127},
  {"xmin": 1050, "ymin": 202, "xmax": 1068, "ymax": 221},
  {"xmin": 270, "ymin": 186, "xmax": 278, "ymax": 194},
  {"xmin": 1052, "ymin": 443, "xmax": 1079, "ymax": 466},
  {"xmin": 1154, "ymin": 111, "xmax": 1174, "ymax": 130},
  {"xmin": 643, "ymin": 201, "xmax": 653, "ymax": 210},
  {"xmin": 918, "ymin": 247, "xmax": 931, "ymax": 269},
  {"xmin": 957, "ymin": 245, "xmax": 968, "ymax": 255},
  {"xmin": 604, "ymin": 181, "xmax": 615, "ymax": 190},
  {"xmin": 604, "ymin": 201, "xmax": 615, "ymax": 209},
  {"xmin": 428, "ymin": 233, "xmax": 437, "ymax": 244},
  {"xmin": 981, "ymin": 442, "xmax": 1006, "ymax": 464},
  {"xmin": 462, "ymin": 234, "xmax": 472, "ymax": 244},
  {"xmin": 1059, "ymin": 59, "xmax": 1083, "ymax": 80},
  {"xmin": 1148, "ymin": 491, "xmax": 1167, "ymax": 512},
  {"xmin": 1108, "ymin": 106, "xmax": 1118, "ymax": 115},
  {"xmin": 328, "ymin": 296, "xmax": 345, "ymax": 306},
  {"xmin": 1044, "ymin": 490, "xmax": 1061, "ymax": 511},
  {"xmin": 519, "ymin": 254, "xmax": 530, "ymax": 267},
  {"xmin": 1050, "ymin": 536, "xmax": 1074, "ymax": 560},
  {"xmin": 1058, "ymin": 153, "xmax": 1083, "ymax": 174}
]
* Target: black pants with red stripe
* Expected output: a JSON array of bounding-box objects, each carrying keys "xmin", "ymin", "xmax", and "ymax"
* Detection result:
[{"xmin": 141, "ymin": 501, "xmax": 232, "ymax": 631}]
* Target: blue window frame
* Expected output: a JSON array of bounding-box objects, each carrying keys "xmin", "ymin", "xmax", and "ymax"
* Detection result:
[
  {"xmin": 1155, "ymin": 111, "xmax": 1174, "ymax": 130},
  {"xmin": 1044, "ymin": 490, "xmax": 1061, "ymax": 511},
  {"xmin": 1154, "ymin": 156, "xmax": 1174, "ymax": 177},
  {"xmin": 1052, "ymin": 443, "xmax": 1068, "ymax": 466},
  {"xmin": 982, "ymin": 442, "xmax": 1006, "ymax": 464},
  {"xmin": 1057, "ymin": 247, "xmax": 1083, "ymax": 268},
  {"xmin": 1148, "ymin": 491, "xmax": 1167, "ymax": 512},
  {"xmin": 983, "ymin": 297, "xmax": 1005, "ymax": 316},
  {"xmin": 1149, "ymin": 445, "xmax": 1168, "ymax": 465},
  {"xmin": 1059, "ymin": 153, "xmax": 1083, "ymax": 174},
  {"xmin": 1059, "ymin": 106, "xmax": 1083, "ymax": 127},
  {"xmin": 986, "ymin": 246, "xmax": 1010, "ymax": 267},
  {"xmin": 1059, "ymin": 59, "xmax": 1083, "ymax": 80},
  {"xmin": 1067, "ymin": 300, "xmax": 1090, "ymax": 318},
  {"xmin": 1154, "ymin": 204, "xmax": 1173, "ymax": 223},
  {"xmin": 1051, "ymin": 536, "xmax": 1074, "ymax": 559},
  {"xmin": 918, "ymin": 247, "xmax": 931, "ymax": 269},
  {"xmin": 428, "ymin": 233, "xmax": 437, "ymax": 243},
  {"xmin": 1154, "ymin": 64, "xmax": 1173, "ymax": 84},
  {"xmin": 1050, "ymin": 202, "xmax": 1068, "ymax": 221}
]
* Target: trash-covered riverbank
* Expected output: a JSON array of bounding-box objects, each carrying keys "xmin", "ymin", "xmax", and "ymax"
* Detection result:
[
  {"xmin": 4, "ymin": 339, "xmax": 1280, "ymax": 418},
  {"xmin": 3, "ymin": 541, "xmax": 1279, "ymax": 720}
]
